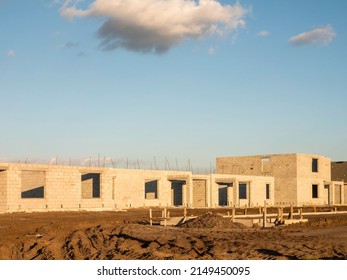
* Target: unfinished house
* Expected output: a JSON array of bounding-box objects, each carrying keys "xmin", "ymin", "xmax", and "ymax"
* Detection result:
[
  {"xmin": 1, "ymin": 153, "xmax": 341, "ymax": 213},
  {"xmin": 210, "ymin": 174, "xmax": 275, "ymax": 207},
  {"xmin": 331, "ymin": 161, "xmax": 347, "ymax": 205},
  {"xmin": 0, "ymin": 161, "xmax": 275, "ymax": 213},
  {"xmin": 189, "ymin": 174, "xmax": 275, "ymax": 208},
  {"xmin": 217, "ymin": 153, "xmax": 344, "ymax": 206},
  {"xmin": 0, "ymin": 163, "xmax": 197, "ymax": 212}
]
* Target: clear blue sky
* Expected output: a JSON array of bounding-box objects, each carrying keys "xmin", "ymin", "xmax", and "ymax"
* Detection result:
[{"xmin": 1, "ymin": 0, "xmax": 346, "ymax": 170}]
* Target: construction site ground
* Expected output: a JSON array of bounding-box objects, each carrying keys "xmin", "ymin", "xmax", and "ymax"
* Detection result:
[{"xmin": 0, "ymin": 206, "xmax": 346, "ymax": 260}]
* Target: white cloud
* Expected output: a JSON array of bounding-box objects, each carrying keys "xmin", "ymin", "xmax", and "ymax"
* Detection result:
[
  {"xmin": 208, "ymin": 47, "xmax": 216, "ymax": 55},
  {"xmin": 257, "ymin": 30, "xmax": 269, "ymax": 37},
  {"xmin": 7, "ymin": 49, "xmax": 15, "ymax": 57},
  {"xmin": 289, "ymin": 25, "xmax": 335, "ymax": 46},
  {"xmin": 60, "ymin": 0, "xmax": 248, "ymax": 54}
]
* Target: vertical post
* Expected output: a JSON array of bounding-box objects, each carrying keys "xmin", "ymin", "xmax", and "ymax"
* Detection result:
[
  {"xmin": 227, "ymin": 184, "xmax": 233, "ymax": 207},
  {"xmin": 290, "ymin": 204, "xmax": 294, "ymax": 220},
  {"xmin": 182, "ymin": 184, "xmax": 187, "ymax": 207},
  {"xmin": 299, "ymin": 208, "xmax": 303, "ymax": 219},
  {"xmin": 244, "ymin": 204, "xmax": 248, "ymax": 215},
  {"xmin": 232, "ymin": 206, "xmax": 235, "ymax": 223},
  {"xmin": 164, "ymin": 208, "xmax": 167, "ymax": 227},
  {"xmin": 277, "ymin": 207, "xmax": 281, "ymax": 221},
  {"xmin": 287, "ymin": 204, "xmax": 292, "ymax": 220},
  {"xmin": 206, "ymin": 179, "xmax": 210, "ymax": 208},
  {"xmin": 263, "ymin": 200, "xmax": 267, "ymax": 228},
  {"xmin": 248, "ymin": 182, "xmax": 251, "ymax": 208},
  {"xmin": 149, "ymin": 208, "xmax": 153, "ymax": 226},
  {"xmin": 184, "ymin": 207, "xmax": 187, "ymax": 218}
]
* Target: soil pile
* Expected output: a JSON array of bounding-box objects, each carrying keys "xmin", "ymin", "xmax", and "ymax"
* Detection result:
[{"xmin": 178, "ymin": 213, "xmax": 246, "ymax": 229}]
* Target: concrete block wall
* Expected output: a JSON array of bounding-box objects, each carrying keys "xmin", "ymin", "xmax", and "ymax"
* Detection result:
[
  {"xmin": 334, "ymin": 183, "xmax": 342, "ymax": 204},
  {"xmin": 210, "ymin": 174, "xmax": 275, "ymax": 207},
  {"xmin": 268, "ymin": 155, "xmax": 298, "ymax": 204},
  {"xmin": 216, "ymin": 154, "xmax": 297, "ymax": 204},
  {"xmin": 331, "ymin": 182, "xmax": 345, "ymax": 205},
  {"xmin": 117, "ymin": 169, "xmax": 187, "ymax": 208},
  {"xmin": 0, "ymin": 163, "xmax": 196, "ymax": 212},
  {"xmin": 296, "ymin": 154, "xmax": 330, "ymax": 179},
  {"xmin": 1, "ymin": 162, "xmax": 276, "ymax": 212},
  {"xmin": 6, "ymin": 164, "xmax": 86, "ymax": 212},
  {"xmin": 7, "ymin": 164, "xmax": 24, "ymax": 212},
  {"xmin": 296, "ymin": 178, "xmax": 325, "ymax": 205},
  {"xmin": 21, "ymin": 170, "xmax": 45, "ymax": 193},
  {"xmin": 192, "ymin": 178, "xmax": 207, "ymax": 208},
  {"xmin": 296, "ymin": 155, "xmax": 331, "ymax": 205},
  {"xmin": 0, "ymin": 153, "xmax": 341, "ymax": 213},
  {"xmin": 0, "ymin": 169, "xmax": 7, "ymax": 212},
  {"xmin": 331, "ymin": 162, "xmax": 347, "ymax": 205},
  {"xmin": 331, "ymin": 161, "xmax": 347, "ymax": 181},
  {"xmin": 216, "ymin": 154, "xmax": 333, "ymax": 206},
  {"xmin": 46, "ymin": 166, "xmax": 81, "ymax": 210},
  {"xmin": 217, "ymin": 155, "xmax": 264, "ymax": 176},
  {"xmin": 110, "ymin": 169, "xmax": 168, "ymax": 208}
]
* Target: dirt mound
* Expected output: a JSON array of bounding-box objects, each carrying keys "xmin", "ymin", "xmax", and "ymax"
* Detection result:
[{"xmin": 178, "ymin": 213, "xmax": 247, "ymax": 229}]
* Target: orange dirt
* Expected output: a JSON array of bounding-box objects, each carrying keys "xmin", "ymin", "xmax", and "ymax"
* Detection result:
[{"xmin": 0, "ymin": 208, "xmax": 346, "ymax": 260}]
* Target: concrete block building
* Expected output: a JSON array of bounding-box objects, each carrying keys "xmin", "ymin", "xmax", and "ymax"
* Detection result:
[
  {"xmin": 0, "ymin": 162, "xmax": 274, "ymax": 213},
  {"xmin": 192, "ymin": 174, "xmax": 274, "ymax": 208},
  {"xmin": 331, "ymin": 161, "xmax": 347, "ymax": 204},
  {"xmin": 1, "ymin": 153, "xmax": 344, "ymax": 213},
  {"xmin": 216, "ymin": 153, "xmax": 345, "ymax": 206}
]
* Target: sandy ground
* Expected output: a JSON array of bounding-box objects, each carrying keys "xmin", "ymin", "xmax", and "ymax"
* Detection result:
[{"xmin": 0, "ymin": 208, "xmax": 346, "ymax": 260}]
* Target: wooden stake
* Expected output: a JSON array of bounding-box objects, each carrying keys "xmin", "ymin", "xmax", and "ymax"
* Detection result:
[
  {"xmin": 289, "ymin": 204, "xmax": 294, "ymax": 220},
  {"xmin": 232, "ymin": 206, "xmax": 235, "ymax": 223},
  {"xmin": 164, "ymin": 208, "xmax": 167, "ymax": 227},
  {"xmin": 149, "ymin": 208, "xmax": 153, "ymax": 226},
  {"xmin": 277, "ymin": 207, "xmax": 281, "ymax": 221},
  {"xmin": 263, "ymin": 200, "xmax": 267, "ymax": 228}
]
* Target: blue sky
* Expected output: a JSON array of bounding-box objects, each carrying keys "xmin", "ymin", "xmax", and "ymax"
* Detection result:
[{"xmin": 1, "ymin": 0, "xmax": 346, "ymax": 170}]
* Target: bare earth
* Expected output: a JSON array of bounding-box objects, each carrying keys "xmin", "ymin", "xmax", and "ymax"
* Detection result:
[{"xmin": 0, "ymin": 208, "xmax": 346, "ymax": 260}]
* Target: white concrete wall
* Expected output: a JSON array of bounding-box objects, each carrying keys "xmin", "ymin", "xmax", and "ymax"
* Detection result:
[
  {"xmin": 0, "ymin": 163, "xmax": 193, "ymax": 213},
  {"xmin": 216, "ymin": 153, "xmax": 333, "ymax": 206},
  {"xmin": 210, "ymin": 174, "xmax": 275, "ymax": 207},
  {"xmin": 0, "ymin": 169, "xmax": 7, "ymax": 212}
]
